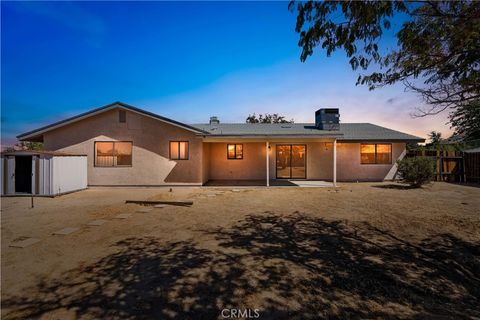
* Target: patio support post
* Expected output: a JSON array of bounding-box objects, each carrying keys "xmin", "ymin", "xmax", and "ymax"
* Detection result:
[
  {"xmin": 333, "ymin": 139, "xmax": 337, "ymax": 187},
  {"xmin": 266, "ymin": 141, "xmax": 270, "ymax": 187}
]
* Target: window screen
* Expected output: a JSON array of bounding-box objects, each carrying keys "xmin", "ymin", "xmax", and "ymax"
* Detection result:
[
  {"xmin": 376, "ymin": 144, "xmax": 392, "ymax": 164},
  {"xmin": 115, "ymin": 142, "xmax": 133, "ymax": 165}
]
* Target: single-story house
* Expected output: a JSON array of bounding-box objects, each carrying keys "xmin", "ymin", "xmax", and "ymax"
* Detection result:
[{"xmin": 4, "ymin": 101, "xmax": 424, "ymax": 193}]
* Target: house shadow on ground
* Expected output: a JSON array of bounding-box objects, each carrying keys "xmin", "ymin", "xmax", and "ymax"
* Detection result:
[{"xmin": 2, "ymin": 213, "xmax": 480, "ymax": 319}]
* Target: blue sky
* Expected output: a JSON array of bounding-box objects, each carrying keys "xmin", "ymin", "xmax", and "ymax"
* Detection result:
[{"xmin": 1, "ymin": 1, "xmax": 451, "ymax": 146}]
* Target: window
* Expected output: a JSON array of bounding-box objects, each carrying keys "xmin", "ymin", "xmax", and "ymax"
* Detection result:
[
  {"xmin": 361, "ymin": 144, "xmax": 392, "ymax": 164},
  {"xmin": 170, "ymin": 141, "xmax": 189, "ymax": 160},
  {"xmin": 360, "ymin": 144, "xmax": 376, "ymax": 164},
  {"xmin": 227, "ymin": 144, "xmax": 243, "ymax": 159},
  {"xmin": 119, "ymin": 110, "xmax": 126, "ymax": 123},
  {"xmin": 376, "ymin": 144, "xmax": 392, "ymax": 164},
  {"xmin": 95, "ymin": 141, "xmax": 132, "ymax": 166}
]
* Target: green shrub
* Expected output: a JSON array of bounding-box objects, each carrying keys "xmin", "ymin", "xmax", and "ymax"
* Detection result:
[{"xmin": 396, "ymin": 157, "xmax": 435, "ymax": 187}]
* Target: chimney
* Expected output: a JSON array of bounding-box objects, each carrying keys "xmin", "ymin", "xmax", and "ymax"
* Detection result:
[
  {"xmin": 209, "ymin": 116, "xmax": 220, "ymax": 124},
  {"xmin": 315, "ymin": 108, "xmax": 340, "ymax": 130}
]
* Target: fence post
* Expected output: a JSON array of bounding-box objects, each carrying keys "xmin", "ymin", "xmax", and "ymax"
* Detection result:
[{"xmin": 437, "ymin": 150, "xmax": 441, "ymax": 181}]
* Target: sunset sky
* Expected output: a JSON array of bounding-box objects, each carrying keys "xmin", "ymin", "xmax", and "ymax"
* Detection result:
[{"xmin": 1, "ymin": 1, "xmax": 452, "ymax": 146}]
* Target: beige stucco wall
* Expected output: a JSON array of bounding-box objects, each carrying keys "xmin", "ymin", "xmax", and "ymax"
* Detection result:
[
  {"xmin": 202, "ymin": 143, "xmax": 210, "ymax": 184},
  {"xmin": 336, "ymin": 142, "xmax": 406, "ymax": 181},
  {"xmin": 43, "ymin": 108, "xmax": 204, "ymax": 185},
  {"xmin": 207, "ymin": 142, "xmax": 267, "ymax": 180}
]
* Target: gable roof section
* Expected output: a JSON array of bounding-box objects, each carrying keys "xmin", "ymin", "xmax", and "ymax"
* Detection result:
[
  {"xmin": 17, "ymin": 101, "xmax": 208, "ymax": 141},
  {"xmin": 191, "ymin": 123, "xmax": 424, "ymax": 142}
]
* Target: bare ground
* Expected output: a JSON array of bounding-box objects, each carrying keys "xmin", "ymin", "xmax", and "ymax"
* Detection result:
[{"xmin": 1, "ymin": 182, "xmax": 479, "ymax": 319}]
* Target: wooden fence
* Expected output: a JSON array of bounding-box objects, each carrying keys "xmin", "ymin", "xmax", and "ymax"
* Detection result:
[
  {"xmin": 464, "ymin": 152, "xmax": 480, "ymax": 183},
  {"xmin": 406, "ymin": 150, "xmax": 467, "ymax": 182}
]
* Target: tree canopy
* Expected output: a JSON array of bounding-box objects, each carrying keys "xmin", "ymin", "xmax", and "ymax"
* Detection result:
[
  {"xmin": 246, "ymin": 113, "xmax": 294, "ymax": 124},
  {"xmin": 290, "ymin": 1, "xmax": 480, "ymax": 117},
  {"xmin": 427, "ymin": 131, "xmax": 443, "ymax": 147},
  {"xmin": 449, "ymin": 99, "xmax": 480, "ymax": 142}
]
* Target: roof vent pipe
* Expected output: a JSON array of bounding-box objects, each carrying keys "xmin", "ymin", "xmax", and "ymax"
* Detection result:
[{"xmin": 209, "ymin": 116, "xmax": 220, "ymax": 124}]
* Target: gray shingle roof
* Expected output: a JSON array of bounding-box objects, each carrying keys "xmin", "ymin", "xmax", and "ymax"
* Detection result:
[
  {"xmin": 16, "ymin": 101, "xmax": 424, "ymax": 142},
  {"xmin": 191, "ymin": 123, "xmax": 424, "ymax": 141}
]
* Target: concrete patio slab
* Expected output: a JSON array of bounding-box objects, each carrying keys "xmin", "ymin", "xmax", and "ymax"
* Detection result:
[
  {"xmin": 205, "ymin": 180, "xmax": 296, "ymax": 186},
  {"xmin": 53, "ymin": 227, "xmax": 80, "ymax": 235},
  {"xmin": 87, "ymin": 219, "xmax": 107, "ymax": 226},
  {"xmin": 291, "ymin": 181, "xmax": 334, "ymax": 188},
  {"xmin": 9, "ymin": 237, "xmax": 41, "ymax": 248}
]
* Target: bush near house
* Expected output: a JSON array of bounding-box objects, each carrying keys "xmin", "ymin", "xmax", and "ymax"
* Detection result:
[{"xmin": 397, "ymin": 157, "xmax": 436, "ymax": 187}]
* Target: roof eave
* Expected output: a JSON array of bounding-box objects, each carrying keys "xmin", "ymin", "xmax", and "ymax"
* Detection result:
[{"xmin": 339, "ymin": 138, "xmax": 425, "ymax": 143}]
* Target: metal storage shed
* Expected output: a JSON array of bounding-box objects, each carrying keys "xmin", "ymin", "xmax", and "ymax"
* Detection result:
[{"xmin": 1, "ymin": 150, "xmax": 87, "ymax": 196}]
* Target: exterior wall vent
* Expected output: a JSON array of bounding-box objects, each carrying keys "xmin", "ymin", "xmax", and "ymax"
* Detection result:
[
  {"xmin": 209, "ymin": 116, "xmax": 220, "ymax": 124},
  {"xmin": 315, "ymin": 108, "xmax": 340, "ymax": 130},
  {"xmin": 119, "ymin": 109, "xmax": 126, "ymax": 123}
]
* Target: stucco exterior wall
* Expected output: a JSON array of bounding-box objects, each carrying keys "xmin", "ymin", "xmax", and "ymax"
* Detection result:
[
  {"xmin": 336, "ymin": 142, "xmax": 406, "ymax": 181},
  {"xmin": 202, "ymin": 143, "xmax": 210, "ymax": 184},
  {"xmin": 43, "ymin": 108, "xmax": 204, "ymax": 185},
  {"xmin": 207, "ymin": 142, "xmax": 267, "ymax": 180}
]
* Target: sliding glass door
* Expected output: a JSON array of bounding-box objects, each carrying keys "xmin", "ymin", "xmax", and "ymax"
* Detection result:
[
  {"xmin": 276, "ymin": 145, "xmax": 291, "ymax": 179},
  {"xmin": 276, "ymin": 145, "xmax": 306, "ymax": 179}
]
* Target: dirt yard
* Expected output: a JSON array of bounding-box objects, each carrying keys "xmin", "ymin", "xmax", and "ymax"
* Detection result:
[{"xmin": 1, "ymin": 182, "xmax": 479, "ymax": 319}]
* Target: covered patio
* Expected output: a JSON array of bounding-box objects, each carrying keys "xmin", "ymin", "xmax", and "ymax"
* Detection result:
[{"xmin": 202, "ymin": 139, "xmax": 338, "ymax": 187}]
